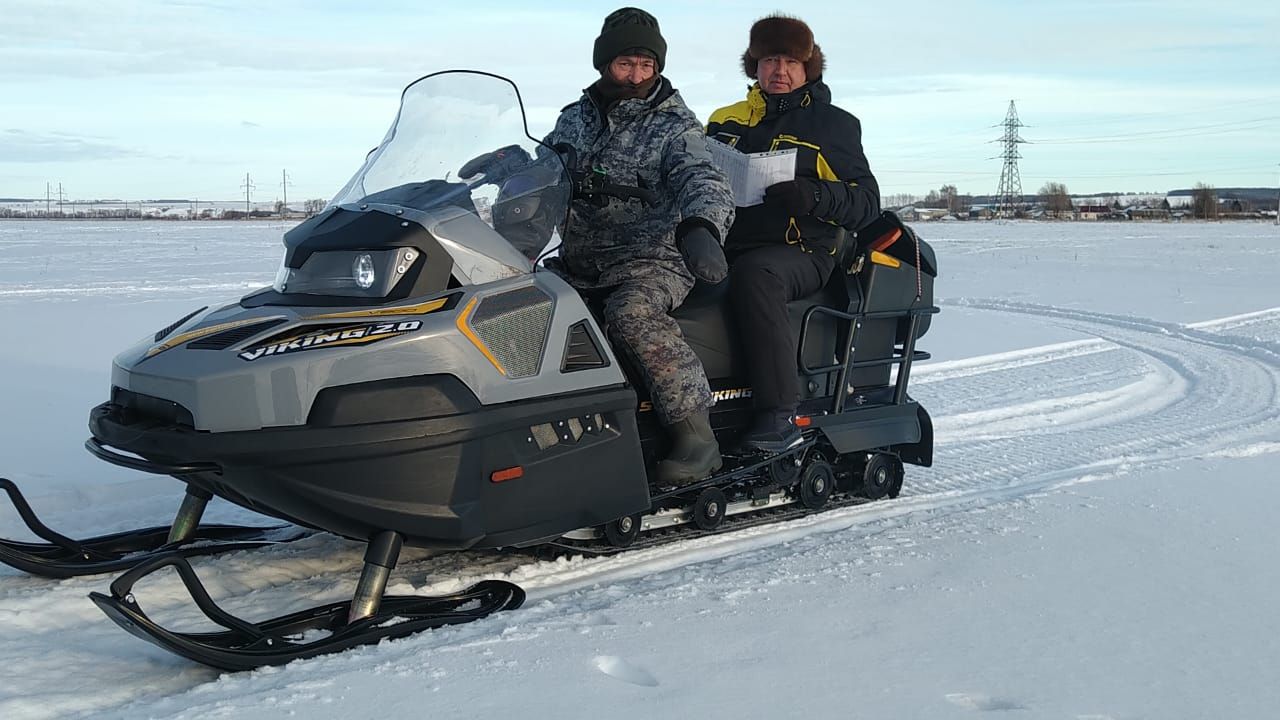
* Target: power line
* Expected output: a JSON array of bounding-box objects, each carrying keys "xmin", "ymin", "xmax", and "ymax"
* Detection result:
[
  {"xmin": 240, "ymin": 173, "xmax": 255, "ymax": 218},
  {"xmin": 1032, "ymin": 116, "xmax": 1280, "ymax": 144},
  {"xmin": 880, "ymin": 163, "xmax": 1277, "ymax": 179},
  {"xmin": 280, "ymin": 169, "xmax": 292, "ymax": 218},
  {"xmin": 1024, "ymin": 96, "xmax": 1280, "ymax": 131},
  {"xmin": 994, "ymin": 100, "xmax": 1026, "ymax": 217}
]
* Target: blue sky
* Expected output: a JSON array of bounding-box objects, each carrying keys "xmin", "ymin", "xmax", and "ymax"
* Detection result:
[{"xmin": 2, "ymin": 0, "xmax": 1277, "ymax": 202}]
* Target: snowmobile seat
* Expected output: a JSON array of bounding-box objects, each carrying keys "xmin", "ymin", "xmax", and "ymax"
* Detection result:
[{"xmin": 671, "ymin": 271, "xmax": 843, "ymax": 393}]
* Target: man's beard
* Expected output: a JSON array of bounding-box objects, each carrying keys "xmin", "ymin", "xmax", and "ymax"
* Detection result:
[{"xmin": 594, "ymin": 73, "xmax": 659, "ymax": 103}]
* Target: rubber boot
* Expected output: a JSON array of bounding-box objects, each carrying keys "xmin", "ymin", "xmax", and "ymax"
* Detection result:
[{"xmin": 655, "ymin": 409, "xmax": 722, "ymax": 488}]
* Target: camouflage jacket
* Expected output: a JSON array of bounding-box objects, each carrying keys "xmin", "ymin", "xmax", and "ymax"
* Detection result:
[{"xmin": 544, "ymin": 77, "xmax": 735, "ymax": 289}]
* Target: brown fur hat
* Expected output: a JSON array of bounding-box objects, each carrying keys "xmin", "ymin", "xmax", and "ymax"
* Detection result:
[{"xmin": 741, "ymin": 14, "xmax": 825, "ymax": 80}]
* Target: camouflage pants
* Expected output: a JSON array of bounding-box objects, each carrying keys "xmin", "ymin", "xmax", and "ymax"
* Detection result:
[{"xmin": 600, "ymin": 271, "xmax": 711, "ymax": 426}]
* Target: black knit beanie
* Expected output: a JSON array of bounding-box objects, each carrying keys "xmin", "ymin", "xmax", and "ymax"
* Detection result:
[{"xmin": 593, "ymin": 7, "xmax": 667, "ymax": 72}]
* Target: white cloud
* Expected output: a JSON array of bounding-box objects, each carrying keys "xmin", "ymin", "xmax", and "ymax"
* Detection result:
[{"xmin": 1, "ymin": 0, "xmax": 1277, "ymax": 197}]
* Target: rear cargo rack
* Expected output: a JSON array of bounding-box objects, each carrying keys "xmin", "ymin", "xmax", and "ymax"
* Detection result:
[{"xmin": 798, "ymin": 305, "xmax": 940, "ymax": 414}]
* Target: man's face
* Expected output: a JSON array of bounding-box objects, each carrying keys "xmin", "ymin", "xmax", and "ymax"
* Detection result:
[
  {"xmin": 756, "ymin": 55, "xmax": 806, "ymax": 94},
  {"xmin": 607, "ymin": 54, "xmax": 657, "ymax": 86}
]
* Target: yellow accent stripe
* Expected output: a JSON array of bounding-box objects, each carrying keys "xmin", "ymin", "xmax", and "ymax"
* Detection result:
[
  {"xmin": 456, "ymin": 297, "xmax": 506, "ymax": 376},
  {"xmin": 708, "ymin": 99, "xmax": 758, "ymax": 127},
  {"xmin": 772, "ymin": 134, "xmax": 819, "ymax": 152},
  {"xmin": 815, "ymin": 153, "xmax": 838, "ymax": 182},
  {"xmin": 305, "ymin": 297, "xmax": 450, "ymax": 320},
  {"xmin": 771, "ymin": 134, "xmax": 840, "ymax": 182},
  {"xmin": 146, "ymin": 316, "xmax": 284, "ymax": 358},
  {"xmin": 870, "ymin": 250, "xmax": 901, "ymax": 268}
]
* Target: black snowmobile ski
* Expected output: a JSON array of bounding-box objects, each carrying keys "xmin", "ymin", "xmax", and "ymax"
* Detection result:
[
  {"xmin": 90, "ymin": 544, "xmax": 524, "ymax": 671},
  {"xmin": 0, "ymin": 477, "xmax": 312, "ymax": 579}
]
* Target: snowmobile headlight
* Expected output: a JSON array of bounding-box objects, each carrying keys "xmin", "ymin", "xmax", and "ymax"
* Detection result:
[
  {"xmin": 352, "ymin": 253, "xmax": 376, "ymax": 289},
  {"xmin": 273, "ymin": 248, "xmax": 418, "ymax": 298}
]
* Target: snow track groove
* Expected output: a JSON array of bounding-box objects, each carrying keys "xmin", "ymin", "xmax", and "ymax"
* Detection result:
[
  {"xmin": 3, "ymin": 301, "xmax": 1279, "ymax": 719},
  {"xmin": 910, "ymin": 299, "xmax": 1280, "ymax": 497}
]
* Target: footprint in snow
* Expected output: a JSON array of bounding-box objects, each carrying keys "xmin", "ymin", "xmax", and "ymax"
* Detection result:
[
  {"xmin": 593, "ymin": 655, "xmax": 659, "ymax": 687},
  {"xmin": 945, "ymin": 692, "xmax": 1027, "ymax": 711}
]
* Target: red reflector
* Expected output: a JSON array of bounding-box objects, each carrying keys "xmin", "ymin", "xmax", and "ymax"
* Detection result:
[
  {"xmin": 490, "ymin": 466, "xmax": 524, "ymax": 483},
  {"xmin": 794, "ymin": 415, "xmax": 812, "ymax": 428},
  {"xmin": 869, "ymin": 227, "xmax": 901, "ymax": 252}
]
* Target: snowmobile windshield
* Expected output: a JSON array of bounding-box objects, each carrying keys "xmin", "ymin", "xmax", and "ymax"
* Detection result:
[{"xmin": 323, "ymin": 71, "xmax": 569, "ymax": 276}]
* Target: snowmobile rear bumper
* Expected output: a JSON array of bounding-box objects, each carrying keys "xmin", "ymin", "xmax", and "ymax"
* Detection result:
[{"xmin": 88, "ymin": 376, "xmax": 651, "ymax": 550}]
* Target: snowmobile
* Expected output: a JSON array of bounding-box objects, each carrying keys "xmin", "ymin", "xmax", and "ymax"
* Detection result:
[{"xmin": 0, "ymin": 71, "xmax": 937, "ymax": 670}]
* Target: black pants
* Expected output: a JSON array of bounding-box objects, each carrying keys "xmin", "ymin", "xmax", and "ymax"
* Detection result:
[{"xmin": 729, "ymin": 244, "xmax": 836, "ymax": 412}]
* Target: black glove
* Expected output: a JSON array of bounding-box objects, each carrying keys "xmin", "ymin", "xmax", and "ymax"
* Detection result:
[
  {"xmin": 458, "ymin": 144, "xmax": 532, "ymax": 183},
  {"xmin": 676, "ymin": 222, "xmax": 728, "ymax": 284},
  {"xmin": 764, "ymin": 178, "xmax": 823, "ymax": 217}
]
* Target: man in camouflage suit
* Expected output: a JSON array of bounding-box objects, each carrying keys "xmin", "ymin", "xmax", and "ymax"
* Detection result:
[{"xmin": 544, "ymin": 7, "xmax": 735, "ymax": 486}]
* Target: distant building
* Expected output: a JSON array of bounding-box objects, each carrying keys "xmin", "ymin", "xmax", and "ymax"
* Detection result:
[{"xmin": 1126, "ymin": 206, "xmax": 1170, "ymax": 222}]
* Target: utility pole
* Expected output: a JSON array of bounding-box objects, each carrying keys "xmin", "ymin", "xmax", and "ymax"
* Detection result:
[
  {"xmin": 241, "ymin": 173, "xmax": 255, "ymax": 218},
  {"xmin": 993, "ymin": 100, "xmax": 1027, "ymax": 219},
  {"xmin": 56, "ymin": 183, "xmax": 66, "ymax": 217},
  {"xmin": 280, "ymin": 169, "xmax": 292, "ymax": 218},
  {"xmin": 45, "ymin": 182, "xmax": 51, "ymax": 216}
]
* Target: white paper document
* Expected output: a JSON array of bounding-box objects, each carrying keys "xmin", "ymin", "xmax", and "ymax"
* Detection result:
[{"xmin": 707, "ymin": 139, "xmax": 797, "ymax": 207}]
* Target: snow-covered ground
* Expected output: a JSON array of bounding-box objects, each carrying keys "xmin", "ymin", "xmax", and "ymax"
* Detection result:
[{"xmin": 1, "ymin": 220, "xmax": 1278, "ymax": 719}]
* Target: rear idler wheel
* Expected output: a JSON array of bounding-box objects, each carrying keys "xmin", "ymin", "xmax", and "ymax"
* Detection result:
[
  {"xmin": 798, "ymin": 460, "xmax": 834, "ymax": 510},
  {"xmin": 602, "ymin": 514, "xmax": 642, "ymax": 547},
  {"xmin": 887, "ymin": 456, "xmax": 905, "ymax": 499},
  {"xmin": 859, "ymin": 453, "xmax": 903, "ymax": 500},
  {"xmin": 691, "ymin": 487, "xmax": 727, "ymax": 531}
]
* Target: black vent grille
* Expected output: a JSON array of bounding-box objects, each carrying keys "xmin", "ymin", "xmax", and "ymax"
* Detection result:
[
  {"xmin": 188, "ymin": 318, "xmax": 288, "ymax": 350},
  {"xmin": 561, "ymin": 320, "xmax": 608, "ymax": 372},
  {"xmin": 154, "ymin": 306, "xmax": 207, "ymax": 341}
]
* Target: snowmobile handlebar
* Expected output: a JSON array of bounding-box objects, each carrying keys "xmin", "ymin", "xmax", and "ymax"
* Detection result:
[
  {"xmin": 550, "ymin": 142, "xmax": 658, "ymax": 206},
  {"xmin": 574, "ymin": 171, "xmax": 658, "ymax": 206},
  {"xmin": 457, "ymin": 144, "xmax": 533, "ymax": 186}
]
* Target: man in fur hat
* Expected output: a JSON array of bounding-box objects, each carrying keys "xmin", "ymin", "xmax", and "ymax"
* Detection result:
[
  {"xmin": 707, "ymin": 14, "xmax": 881, "ymax": 451},
  {"xmin": 542, "ymin": 7, "xmax": 736, "ymax": 486}
]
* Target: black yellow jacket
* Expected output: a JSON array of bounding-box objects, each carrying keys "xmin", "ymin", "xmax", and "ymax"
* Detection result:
[{"xmin": 706, "ymin": 80, "xmax": 880, "ymax": 257}]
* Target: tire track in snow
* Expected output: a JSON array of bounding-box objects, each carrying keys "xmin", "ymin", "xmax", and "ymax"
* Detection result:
[
  {"xmin": 908, "ymin": 299, "xmax": 1280, "ymax": 497},
  {"xmin": 4, "ymin": 303, "xmax": 1280, "ymax": 719}
]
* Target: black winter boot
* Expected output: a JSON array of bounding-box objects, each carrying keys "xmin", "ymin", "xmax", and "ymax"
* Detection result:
[
  {"xmin": 738, "ymin": 409, "xmax": 803, "ymax": 453},
  {"xmin": 656, "ymin": 409, "xmax": 722, "ymax": 488}
]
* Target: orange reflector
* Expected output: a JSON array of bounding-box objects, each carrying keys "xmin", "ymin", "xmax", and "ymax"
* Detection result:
[
  {"xmin": 794, "ymin": 415, "xmax": 812, "ymax": 428},
  {"xmin": 490, "ymin": 466, "xmax": 524, "ymax": 483},
  {"xmin": 869, "ymin": 227, "xmax": 901, "ymax": 252},
  {"xmin": 870, "ymin": 250, "xmax": 902, "ymax": 268}
]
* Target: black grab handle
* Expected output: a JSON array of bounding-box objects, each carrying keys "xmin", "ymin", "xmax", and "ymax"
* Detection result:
[
  {"xmin": 108, "ymin": 552, "xmax": 265, "ymax": 638},
  {"xmin": 0, "ymin": 477, "xmax": 86, "ymax": 551}
]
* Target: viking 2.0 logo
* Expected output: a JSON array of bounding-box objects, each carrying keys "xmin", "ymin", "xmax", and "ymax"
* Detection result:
[{"xmin": 238, "ymin": 321, "xmax": 422, "ymax": 361}]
